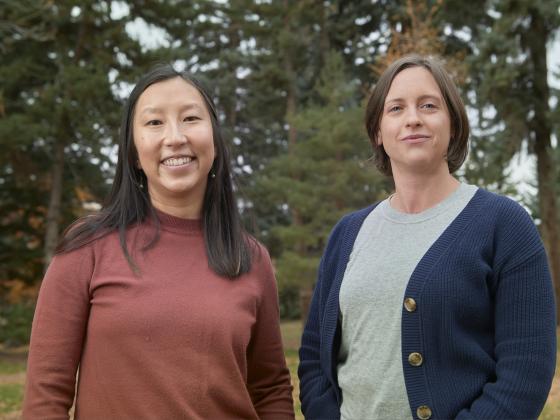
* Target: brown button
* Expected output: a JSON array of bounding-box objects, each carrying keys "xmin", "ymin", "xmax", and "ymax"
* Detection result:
[
  {"xmin": 416, "ymin": 405, "xmax": 432, "ymax": 419},
  {"xmin": 404, "ymin": 297, "xmax": 417, "ymax": 312},
  {"xmin": 408, "ymin": 352, "xmax": 423, "ymax": 366}
]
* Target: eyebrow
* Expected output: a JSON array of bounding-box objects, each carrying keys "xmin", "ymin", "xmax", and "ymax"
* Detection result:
[
  {"xmin": 385, "ymin": 94, "xmax": 443, "ymax": 105},
  {"xmin": 139, "ymin": 103, "xmax": 204, "ymax": 115}
]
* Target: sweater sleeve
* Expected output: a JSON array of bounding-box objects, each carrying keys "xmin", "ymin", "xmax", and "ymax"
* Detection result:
[
  {"xmin": 298, "ymin": 214, "xmax": 349, "ymax": 420},
  {"xmin": 297, "ymin": 255, "xmax": 341, "ymax": 420},
  {"xmin": 22, "ymin": 246, "xmax": 93, "ymax": 420},
  {"xmin": 246, "ymin": 247, "xmax": 295, "ymax": 419},
  {"xmin": 457, "ymin": 204, "xmax": 557, "ymax": 419}
]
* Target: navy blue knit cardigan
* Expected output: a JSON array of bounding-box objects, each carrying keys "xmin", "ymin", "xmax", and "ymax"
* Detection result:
[{"xmin": 298, "ymin": 189, "xmax": 556, "ymax": 419}]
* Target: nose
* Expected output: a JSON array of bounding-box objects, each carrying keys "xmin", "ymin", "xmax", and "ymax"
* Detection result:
[
  {"xmin": 164, "ymin": 121, "xmax": 187, "ymax": 146},
  {"xmin": 405, "ymin": 108, "xmax": 422, "ymax": 127}
]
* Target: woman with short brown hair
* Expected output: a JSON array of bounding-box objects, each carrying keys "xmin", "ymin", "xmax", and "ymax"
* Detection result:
[{"xmin": 299, "ymin": 54, "xmax": 555, "ymax": 420}]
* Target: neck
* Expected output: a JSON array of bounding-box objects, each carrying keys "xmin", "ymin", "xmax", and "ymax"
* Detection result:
[
  {"xmin": 149, "ymin": 196, "xmax": 203, "ymax": 219},
  {"xmin": 390, "ymin": 166, "xmax": 459, "ymax": 214}
]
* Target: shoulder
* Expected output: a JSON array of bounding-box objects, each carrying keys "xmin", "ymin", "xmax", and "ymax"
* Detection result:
[
  {"xmin": 329, "ymin": 204, "xmax": 378, "ymax": 241},
  {"xmin": 473, "ymin": 188, "xmax": 544, "ymax": 267},
  {"xmin": 323, "ymin": 203, "xmax": 379, "ymax": 258},
  {"xmin": 57, "ymin": 213, "xmax": 117, "ymax": 255},
  {"xmin": 246, "ymin": 239, "xmax": 275, "ymax": 283},
  {"xmin": 251, "ymin": 240, "xmax": 273, "ymax": 268},
  {"xmin": 472, "ymin": 188, "xmax": 538, "ymax": 233},
  {"xmin": 44, "ymin": 239, "xmax": 97, "ymax": 293},
  {"xmin": 54, "ymin": 220, "xmax": 124, "ymax": 273}
]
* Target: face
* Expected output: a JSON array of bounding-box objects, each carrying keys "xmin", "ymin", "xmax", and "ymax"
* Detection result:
[
  {"xmin": 378, "ymin": 66, "xmax": 452, "ymax": 176},
  {"xmin": 133, "ymin": 77, "xmax": 215, "ymax": 212}
]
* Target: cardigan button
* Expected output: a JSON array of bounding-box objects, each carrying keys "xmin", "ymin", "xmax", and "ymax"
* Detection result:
[
  {"xmin": 408, "ymin": 352, "xmax": 423, "ymax": 366},
  {"xmin": 404, "ymin": 297, "xmax": 417, "ymax": 312},
  {"xmin": 416, "ymin": 405, "xmax": 432, "ymax": 419}
]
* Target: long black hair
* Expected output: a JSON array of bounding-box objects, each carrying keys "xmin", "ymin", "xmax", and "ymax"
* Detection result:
[{"xmin": 56, "ymin": 64, "xmax": 253, "ymax": 277}]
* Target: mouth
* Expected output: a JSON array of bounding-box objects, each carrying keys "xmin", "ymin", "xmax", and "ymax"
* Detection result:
[
  {"xmin": 401, "ymin": 134, "xmax": 430, "ymax": 142},
  {"xmin": 161, "ymin": 155, "xmax": 195, "ymax": 166}
]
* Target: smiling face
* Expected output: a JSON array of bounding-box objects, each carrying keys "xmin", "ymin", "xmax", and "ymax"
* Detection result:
[
  {"xmin": 378, "ymin": 66, "xmax": 452, "ymax": 177},
  {"xmin": 132, "ymin": 77, "xmax": 215, "ymax": 216}
]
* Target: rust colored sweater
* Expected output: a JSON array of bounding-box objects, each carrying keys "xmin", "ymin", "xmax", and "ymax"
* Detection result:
[{"xmin": 23, "ymin": 212, "xmax": 294, "ymax": 419}]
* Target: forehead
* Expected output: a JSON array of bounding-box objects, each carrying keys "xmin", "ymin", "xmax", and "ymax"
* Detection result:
[
  {"xmin": 135, "ymin": 77, "xmax": 207, "ymax": 111},
  {"xmin": 385, "ymin": 66, "xmax": 443, "ymax": 101}
]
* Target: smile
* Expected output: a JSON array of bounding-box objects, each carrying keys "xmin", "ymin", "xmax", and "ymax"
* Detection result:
[
  {"xmin": 161, "ymin": 156, "xmax": 194, "ymax": 166},
  {"xmin": 401, "ymin": 134, "xmax": 430, "ymax": 143}
]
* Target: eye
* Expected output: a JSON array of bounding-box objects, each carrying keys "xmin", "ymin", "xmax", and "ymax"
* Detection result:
[
  {"xmin": 146, "ymin": 119, "xmax": 162, "ymax": 126},
  {"xmin": 183, "ymin": 115, "xmax": 200, "ymax": 122},
  {"xmin": 421, "ymin": 103, "xmax": 437, "ymax": 110},
  {"xmin": 387, "ymin": 105, "xmax": 402, "ymax": 113}
]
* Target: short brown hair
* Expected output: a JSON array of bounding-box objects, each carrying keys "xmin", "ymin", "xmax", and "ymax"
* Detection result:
[{"xmin": 365, "ymin": 54, "xmax": 469, "ymax": 176}]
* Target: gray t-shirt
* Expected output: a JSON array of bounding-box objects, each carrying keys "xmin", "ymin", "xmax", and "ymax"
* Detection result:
[{"xmin": 338, "ymin": 183, "xmax": 478, "ymax": 420}]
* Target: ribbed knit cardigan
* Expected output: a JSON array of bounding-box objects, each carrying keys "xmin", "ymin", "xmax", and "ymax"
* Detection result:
[{"xmin": 298, "ymin": 189, "xmax": 556, "ymax": 420}]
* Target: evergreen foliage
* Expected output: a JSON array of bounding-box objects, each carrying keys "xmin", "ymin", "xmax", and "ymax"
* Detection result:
[
  {"xmin": 253, "ymin": 52, "xmax": 389, "ymax": 316},
  {"xmin": 0, "ymin": 0, "xmax": 559, "ymax": 331},
  {"xmin": 0, "ymin": 1, "xmax": 161, "ymax": 289},
  {"xmin": 463, "ymin": 0, "xmax": 560, "ymax": 320}
]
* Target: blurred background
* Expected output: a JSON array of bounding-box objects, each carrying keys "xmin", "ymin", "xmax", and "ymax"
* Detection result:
[{"xmin": 1, "ymin": 0, "xmax": 559, "ymax": 417}]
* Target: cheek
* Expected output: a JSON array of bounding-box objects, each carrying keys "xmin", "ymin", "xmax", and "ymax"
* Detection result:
[
  {"xmin": 133, "ymin": 138, "xmax": 145, "ymax": 160},
  {"xmin": 192, "ymin": 126, "xmax": 215, "ymax": 155},
  {"xmin": 132, "ymin": 127, "xmax": 143, "ymax": 159},
  {"xmin": 134, "ymin": 137, "xmax": 156, "ymax": 166},
  {"xmin": 442, "ymin": 125, "xmax": 452, "ymax": 146},
  {"xmin": 378, "ymin": 120, "xmax": 393, "ymax": 146},
  {"xmin": 439, "ymin": 114, "xmax": 452, "ymax": 138}
]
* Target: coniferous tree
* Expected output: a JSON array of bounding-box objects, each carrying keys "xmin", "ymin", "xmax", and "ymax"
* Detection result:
[
  {"xmin": 464, "ymin": 0, "xmax": 560, "ymax": 321},
  {"xmin": 254, "ymin": 52, "xmax": 389, "ymax": 318},
  {"xmin": 0, "ymin": 1, "xmax": 147, "ymax": 284}
]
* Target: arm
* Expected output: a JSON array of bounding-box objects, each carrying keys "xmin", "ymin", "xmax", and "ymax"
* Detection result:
[
  {"xmin": 298, "ymin": 207, "xmax": 373, "ymax": 419},
  {"xmin": 457, "ymin": 207, "xmax": 556, "ymax": 419},
  {"xmin": 298, "ymin": 256, "xmax": 340, "ymax": 420},
  {"xmin": 247, "ymin": 248, "xmax": 295, "ymax": 419},
  {"xmin": 22, "ymin": 247, "xmax": 93, "ymax": 420}
]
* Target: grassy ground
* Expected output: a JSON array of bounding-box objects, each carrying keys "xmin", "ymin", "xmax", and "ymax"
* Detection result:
[
  {"xmin": 0, "ymin": 351, "xmax": 26, "ymax": 419},
  {"xmin": 1, "ymin": 324, "xmax": 559, "ymax": 419},
  {"xmin": 280, "ymin": 321, "xmax": 304, "ymax": 420},
  {"xmin": 540, "ymin": 331, "xmax": 560, "ymax": 420}
]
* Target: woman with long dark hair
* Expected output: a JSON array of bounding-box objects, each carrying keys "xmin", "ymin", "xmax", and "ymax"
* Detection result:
[
  {"xmin": 298, "ymin": 55, "xmax": 556, "ymax": 419},
  {"xmin": 23, "ymin": 64, "xmax": 294, "ymax": 419}
]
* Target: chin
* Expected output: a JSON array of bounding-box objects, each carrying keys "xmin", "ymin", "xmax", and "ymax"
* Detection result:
[{"xmin": 169, "ymin": 183, "xmax": 207, "ymax": 197}]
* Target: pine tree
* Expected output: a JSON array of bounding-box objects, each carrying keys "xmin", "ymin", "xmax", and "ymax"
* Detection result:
[
  {"xmin": 0, "ymin": 0, "xmax": 147, "ymax": 283},
  {"xmin": 254, "ymin": 52, "xmax": 389, "ymax": 318},
  {"xmin": 465, "ymin": 0, "xmax": 560, "ymax": 322}
]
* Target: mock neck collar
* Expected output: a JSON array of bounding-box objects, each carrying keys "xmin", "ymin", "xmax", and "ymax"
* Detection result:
[{"xmin": 150, "ymin": 209, "xmax": 203, "ymax": 235}]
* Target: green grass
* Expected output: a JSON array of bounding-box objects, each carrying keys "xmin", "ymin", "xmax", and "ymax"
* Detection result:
[
  {"xmin": 0, "ymin": 361, "xmax": 25, "ymax": 376},
  {"xmin": 539, "ymin": 330, "xmax": 560, "ymax": 420},
  {"xmin": 0, "ymin": 383, "xmax": 24, "ymax": 415},
  {"xmin": 280, "ymin": 320, "xmax": 303, "ymax": 420},
  {"xmin": 0, "ymin": 359, "xmax": 26, "ymax": 417},
  {"xmin": 540, "ymin": 404, "xmax": 560, "ymax": 420}
]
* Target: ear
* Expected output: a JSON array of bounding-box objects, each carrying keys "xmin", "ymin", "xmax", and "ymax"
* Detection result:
[
  {"xmin": 136, "ymin": 159, "xmax": 142, "ymax": 169},
  {"xmin": 376, "ymin": 132, "xmax": 383, "ymax": 146}
]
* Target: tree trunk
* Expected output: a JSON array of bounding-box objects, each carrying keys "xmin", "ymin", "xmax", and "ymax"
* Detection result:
[
  {"xmin": 526, "ymin": 8, "xmax": 560, "ymax": 323},
  {"xmin": 283, "ymin": 1, "xmax": 311, "ymax": 321},
  {"xmin": 43, "ymin": 140, "xmax": 64, "ymax": 270},
  {"xmin": 535, "ymin": 132, "xmax": 560, "ymax": 324},
  {"xmin": 42, "ymin": 13, "xmax": 89, "ymax": 271}
]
